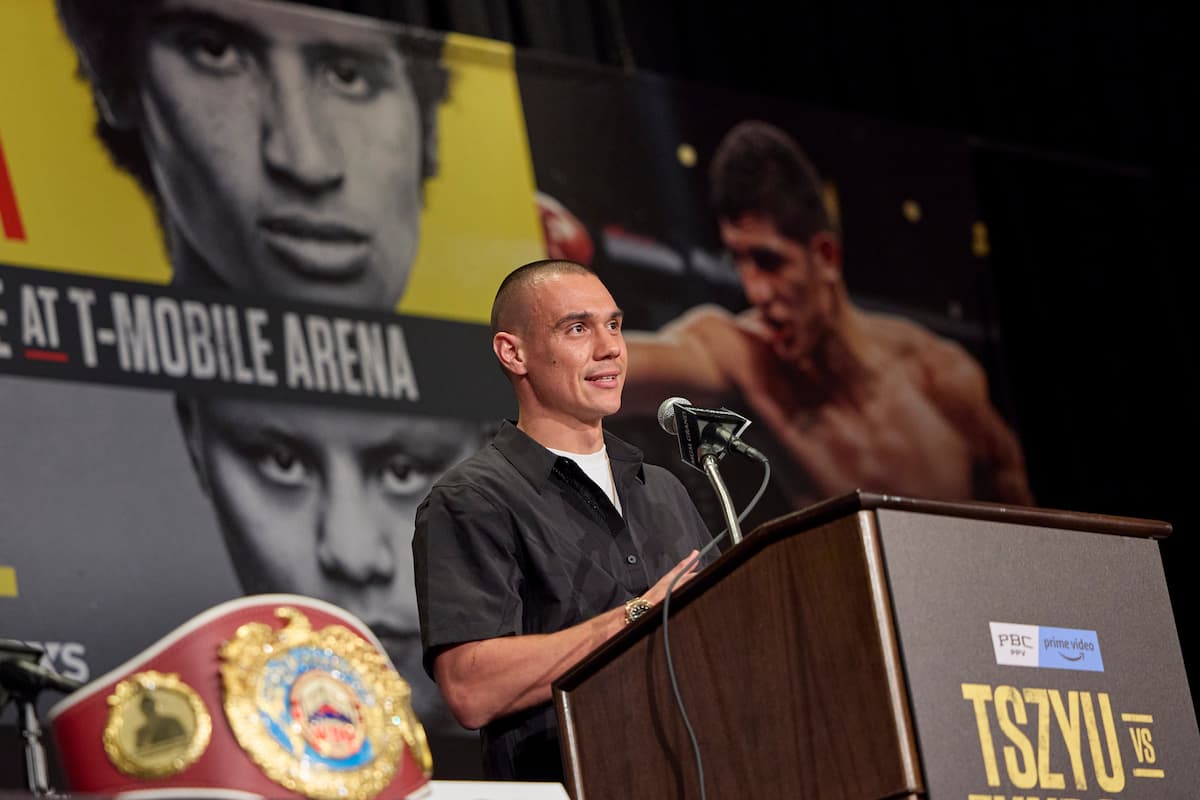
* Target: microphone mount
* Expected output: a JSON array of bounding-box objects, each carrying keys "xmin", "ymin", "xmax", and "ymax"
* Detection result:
[
  {"xmin": 658, "ymin": 397, "xmax": 767, "ymax": 545},
  {"xmin": 1, "ymin": 639, "xmax": 81, "ymax": 797},
  {"xmin": 657, "ymin": 397, "xmax": 758, "ymax": 470}
]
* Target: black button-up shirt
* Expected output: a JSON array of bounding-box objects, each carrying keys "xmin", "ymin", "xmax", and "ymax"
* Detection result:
[{"xmin": 413, "ymin": 420, "xmax": 715, "ymax": 781}]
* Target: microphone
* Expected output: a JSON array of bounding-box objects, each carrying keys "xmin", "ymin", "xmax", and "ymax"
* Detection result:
[
  {"xmin": 0, "ymin": 654, "xmax": 82, "ymax": 696},
  {"xmin": 657, "ymin": 396, "xmax": 768, "ymax": 466},
  {"xmin": 0, "ymin": 641, "xmax": 79, "ymax": 796},
  {"xmin": 0, "ymin": 639, "xmax": 82, "ymax": 697},
  {"xmin": 657, "ymin": 397, "xmax": 767, "ymax": 547},
  {"xmin": 655, "ymin": 396, "xmax": 687, "ymax": 435}
]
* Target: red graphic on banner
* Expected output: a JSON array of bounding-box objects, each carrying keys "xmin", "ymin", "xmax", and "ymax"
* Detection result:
[
  {"xmin": 0, "ymin": 134, "xmax": 27, "ymax": 241},
  {"xmin": 24, "ymin": 349, "xmax": 68, "ymax": 363}
]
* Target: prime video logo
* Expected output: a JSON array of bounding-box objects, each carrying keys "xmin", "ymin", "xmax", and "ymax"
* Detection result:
[{"xmin": 989, "ymin": 622, "xmax": 1104, "ymax": 672}]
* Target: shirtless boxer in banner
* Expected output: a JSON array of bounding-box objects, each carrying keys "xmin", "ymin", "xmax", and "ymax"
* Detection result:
[{"xmin": 621, "ymin": 120, "xmax": 1034, "ymax": 507}]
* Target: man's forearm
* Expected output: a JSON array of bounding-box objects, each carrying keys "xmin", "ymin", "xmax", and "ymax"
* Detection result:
[
  {"xmin": 432, "ymin": 606, "xmax": 626, "ymax": 730},
  {"xmin": 431, "ymin": 549, "xmax": 701, "ymax": 730}
]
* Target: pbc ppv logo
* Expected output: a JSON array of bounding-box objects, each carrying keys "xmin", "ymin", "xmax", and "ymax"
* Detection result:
[{"xmin": 990, "ymin": 622, "xmax": 1104, "ymax": 673}]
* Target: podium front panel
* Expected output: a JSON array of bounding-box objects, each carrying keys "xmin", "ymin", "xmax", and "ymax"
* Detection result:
[
  {"xmin": 556, "ymin": 511, "xmax": 922, "ymax": 799},
  {"xmin": 875, "ymin": 508, "xmax": 1200, "ymax": 798}
]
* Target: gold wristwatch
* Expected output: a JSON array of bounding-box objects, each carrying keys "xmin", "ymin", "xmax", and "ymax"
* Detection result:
[{"xmin": 624, "ymin": 596, "xmax": 652, "ymax": 625}]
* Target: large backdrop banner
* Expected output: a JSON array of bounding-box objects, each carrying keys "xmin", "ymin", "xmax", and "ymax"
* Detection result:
[{"xmin": 1, "ymin": 0, "xmax": 1023, "ymax": 781}]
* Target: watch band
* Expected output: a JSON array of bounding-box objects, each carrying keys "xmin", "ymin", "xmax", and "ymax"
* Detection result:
[{"xmin": 624, "ymin": 596, "xmax": 652, "ymax": 625}]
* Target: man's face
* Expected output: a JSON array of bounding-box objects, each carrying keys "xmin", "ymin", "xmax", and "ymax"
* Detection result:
[
  {"xmin": 719, "ymin": 213, "xmax": 836, "ymax": 364},
  {"xmin": 136, "ymin": 0, "xmax": 424, "ymax": 308},
  {"xmin": 181, "ymin": 397, "xmax": 477, "ymax": 659},
  {"xmin": 518, "ymin": 272, "xmax": 627, "ymax": 427}
]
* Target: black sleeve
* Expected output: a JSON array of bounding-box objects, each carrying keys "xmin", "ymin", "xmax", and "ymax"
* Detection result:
[{"xmin": 412, "ymin": 481, "xmax": 525, "ymax": 678}]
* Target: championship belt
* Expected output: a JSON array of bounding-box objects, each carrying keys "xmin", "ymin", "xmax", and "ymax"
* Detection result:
[{"xmin": 49, "ymin": 594, "xmax": 432, "ymax": 800}]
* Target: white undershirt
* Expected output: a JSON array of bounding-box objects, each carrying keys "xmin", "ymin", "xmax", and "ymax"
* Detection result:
[{"xmin": 548, "ymin": 445, "xmax": 623, "ymax": 515}]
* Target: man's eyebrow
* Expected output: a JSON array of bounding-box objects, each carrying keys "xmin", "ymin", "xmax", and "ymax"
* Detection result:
[
  {"xmin": 208, "ymin": 417, "xmax": 319, "ymax": 458},
  {"xmin": 749, "ymin": 246, "xmax": 786, "ymax": 263},
  {"xmin": 304, "ymin": 39, "xmax": 401, "ymax": 70},
  {"xmin": 145, "ymin": 7, "xmax": 269, "ymax": 51},
  {"xmin": 748, "ymin": 244, "xmax": 785, "ymax": 255},
  {"xmin": 553, "ymin": 309, "xmax": 624, "ymax": 328},
  {"xmin": 362, "ymin": 434, "xmax": 461, "ymax": 465}
]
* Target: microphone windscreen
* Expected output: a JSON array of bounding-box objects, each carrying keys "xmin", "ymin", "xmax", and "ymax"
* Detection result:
[{"xmin": 657, "ymin": 396, "xmax": 691, "ymax": 435}]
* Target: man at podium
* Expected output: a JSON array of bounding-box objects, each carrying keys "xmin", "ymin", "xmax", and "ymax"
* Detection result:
[{"xmin": 413, "ymin": 259, "xmax": 716, "ymax": 781}]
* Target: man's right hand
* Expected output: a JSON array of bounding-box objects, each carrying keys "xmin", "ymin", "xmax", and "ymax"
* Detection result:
[{"xmin": 641, "ymin": 549, "xmax": 701, "ymax": 607}]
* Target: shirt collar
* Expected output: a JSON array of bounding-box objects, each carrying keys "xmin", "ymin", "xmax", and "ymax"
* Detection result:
[{"xmin": 492, "ymin": 419, "xmax": 645, "ymax": 492}]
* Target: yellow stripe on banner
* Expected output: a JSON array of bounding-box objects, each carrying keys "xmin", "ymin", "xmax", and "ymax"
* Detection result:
[
  {"xmin": 0, "ymin": 566, "xmax": 17, "ymax": 597},
  {"xmin": 398, "ymin": 31, "xmax": 545, "ymax": 323},
  {"xmin": 0, "ymin": 3, "xmax": 169, "ymax": 282},
  {"xmin": 1132, "ymin": 768, "xmax": 1165, "ymax": 778}
]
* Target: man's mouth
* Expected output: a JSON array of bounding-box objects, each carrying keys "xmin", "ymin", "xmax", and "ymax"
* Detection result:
[
  {"xmin": 759, "ymin": 316, "xmax": 787, "ymax": 341},
  {"xmin": 585, "ymin": 372, "xmax": 621, "ymax": 386},
  {"xmin": 762, "ymin": 317, "xmax": 800, "ymax": 356},
  {"xmin": 259, "ymin": 214, "xmax": 371, "ymax": 280},
  {"xmin": 761, "ymin": 312, "xmax": 786, "ymax": 332}
]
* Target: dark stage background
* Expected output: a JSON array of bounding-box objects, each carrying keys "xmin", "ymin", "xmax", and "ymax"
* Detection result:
[{"xmin": 314, "ymin": 0, "xmax": 1199, "ymax": 716}]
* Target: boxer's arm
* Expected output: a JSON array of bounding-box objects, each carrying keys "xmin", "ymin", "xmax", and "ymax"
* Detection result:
[
  {"xmin": 622, "ymin": 305, "xmax": 740, "ymax": 414},
  {"xmin": 975, "ymin": 411, "xmax": 1035, "ymax": 505},
  {"xmin": 926, "ymin": 344, "xmax": 1035, "ymax": 505}
]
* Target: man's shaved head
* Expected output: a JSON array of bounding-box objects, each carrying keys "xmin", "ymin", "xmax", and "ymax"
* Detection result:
[{"xmin": 490, "ymin": 259, "xmax": 594, "ymax": 336}]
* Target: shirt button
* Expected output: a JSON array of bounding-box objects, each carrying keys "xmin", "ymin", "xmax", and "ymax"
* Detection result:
[{"xmin": 626, "ymin": 554, "xmax": 638, "ymax": 565}]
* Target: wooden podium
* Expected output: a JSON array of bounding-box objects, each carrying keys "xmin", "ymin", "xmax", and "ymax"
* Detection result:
[{"xmin": 553, "ymin": 492, "xmax": 1200, "ymax": 799}]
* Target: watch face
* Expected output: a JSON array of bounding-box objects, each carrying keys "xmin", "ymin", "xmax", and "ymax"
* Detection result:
[{"xmin": 626, "ymin": 599, "xmax": 652, "ymax": 624}]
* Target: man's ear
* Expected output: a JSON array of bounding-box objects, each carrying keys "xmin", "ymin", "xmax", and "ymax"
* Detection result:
[
  {"xmin": 173, "ymin": 393, "xmax": 212, "ymax": 497},
  {"xmin": 493, "ymin": 331, "xmax": 528, "ymax": 376},
  {"xmin": 809, "ymin": 231, "xmax": 843, "ymax": 280}
]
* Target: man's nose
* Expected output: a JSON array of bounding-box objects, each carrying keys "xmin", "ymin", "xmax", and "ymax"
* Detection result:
[
  {"xmin": 595, "ymin": 330, "xmax": 624, "ymax": 360},
  {"xmin": 316, "ymin": 463, "xmax": 394, "ymax": 584},
  {"xmin": 261, "ymin": 52, "xmax": 344, "ymax": 193},
  {"xmin": 739, "ymin": 265, "xmax": 773, "ymax": 307}
]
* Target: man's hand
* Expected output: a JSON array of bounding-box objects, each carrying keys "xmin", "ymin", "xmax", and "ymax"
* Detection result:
[{"xmin": 642, "ymin": 549, "xmax": 701, "ymax": 606}]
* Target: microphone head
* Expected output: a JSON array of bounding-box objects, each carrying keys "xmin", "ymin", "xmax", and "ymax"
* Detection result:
[{"xmin": 657, "ymin": 396, "xmax": 691, "ymax": 435}]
